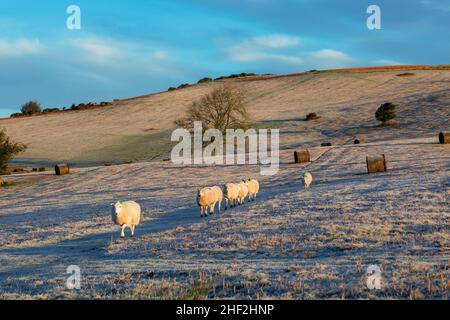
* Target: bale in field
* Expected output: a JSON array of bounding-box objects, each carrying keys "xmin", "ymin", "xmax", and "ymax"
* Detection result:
[
  {"xmin": 294, "ymin": 150, "xmax": 311, "ymax": 163},
  {"xmin": 197, "ymin": 188, "xmax": 215, "ymax": 217},
  {"xmin": 55, "ymin": 164, "xmax": 69, "ymax": 176},
  {"xmin": 237, "ymin": 182, "xmax": 249, "ymax": 205},
  {"xmin": 211, "ymin": 186, "xmax": 223, "ymax": 214},
  {"xmin": 245, "ymin": 179, "xmax": 260, "ymax": 202},
  {"xmin": 224, "ymin": 183, "xmax": 239, "ymax": 210},
  {"xmin": 111, "ymin": 201, "xmax": 142, "ymax": 238},
  {"xmin": 366, "ymin": 155, "xmax": 387, "ymax": 173},
  {"xmin": 439, "ymin": 132, "xmax": 449, "ymax": 144},
  {"xmin": 354, "ymin": 137, "xmax": 366, "ymax": 144},
  {"xmin": 302, "ymin": 172, "xmax": 313, "ymax": 190}
]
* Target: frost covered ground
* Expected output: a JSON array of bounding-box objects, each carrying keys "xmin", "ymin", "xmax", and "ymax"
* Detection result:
[{"xmin": 0, "ymin": 137, "xmax": 448, "ymax": 299}]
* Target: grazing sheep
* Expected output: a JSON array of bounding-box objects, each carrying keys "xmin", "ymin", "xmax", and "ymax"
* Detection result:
[
  {"xmin": 111, "ymin": 201, "xmax": 141, "ymax": 238},
  {"xmin": 224, "ymin": 183, "xmax": 239, "ymax": 210},
  {"xmin": 211, "ymin": 186, "xmax": 224, "ymax": 214},
  {"xmin": 302, "ymin": 172, "xmax": 313, "ymax": 190},
  {"xmin": 197, "ymin": 187, "xmax": 215, "ymax": 217},
  {"xmin": 245, "ymin": 179, "xmax": 260, "ymax": 202},
  {"xmin": 237, "ymin": 182, "xmax": 249, "ymax": 205}
]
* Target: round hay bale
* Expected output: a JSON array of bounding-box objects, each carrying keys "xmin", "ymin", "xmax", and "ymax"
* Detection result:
[
  {"xmin": 439, "ymin": 132, "xmax": 449, "ymax": 144},
  {"xmin": 354, "ymin": 137, "xmax": 366, "ymax": 144},
  {"xmin": 55, "ymin": 164, "xmax": 70, "ymax": 176},
  {"xmin": 294, "ymin": 150, "xmax": 311, "ymax": 163},
  {"xmin": 321, "ymin": 142, "xmax": 332, "ymax": 147},
  {"xmin": 366, "ymin": 155, "xmax": 387, "ymax": 174}
]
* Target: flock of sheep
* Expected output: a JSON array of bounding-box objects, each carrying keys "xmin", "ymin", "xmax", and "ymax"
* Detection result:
[
  {"xmin": 197, "ymin": 179, "xmax": 260, "ymax": 218},
  {"xmin": 111, "ymin": 172, "xmax": 313, "ymax": 238}
]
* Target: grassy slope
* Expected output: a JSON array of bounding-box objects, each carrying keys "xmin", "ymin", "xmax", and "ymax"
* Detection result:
[{"xmin": 0, "ymin": 66, "xmax": 449, "ymax": 166}]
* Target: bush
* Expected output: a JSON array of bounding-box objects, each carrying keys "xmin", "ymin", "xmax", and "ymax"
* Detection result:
[
  {"xmin": 215, "ymin": 73, "xmax": 257, "ymax": 81},
  {"xmin": 197, "ymin": 77, "xmax": 213, "ymax": 84},
  {"xmin": 20, "ymin": 101, "xmax": 41, "ymax": 115},
  {"xmin": 42, "ymin": 108, "xmax": 60, "ymax": 114},
  {"xmin": 305, "ymin": 113, "xmax": 320, "ymax": 121},
  {"xmin": 10, "ymin": 113, "xmax": 24, "ymax": 118},
  {"xmin": 168, "ymin": 87, "xmax": 177, "ymax": 91},
  {"xmin": 177, "ymin": 83, "xmax": 190, "ymax": 89},
  {"xmin": 375, "ymin": 102, "xmax": 396, "ymax": 125},
  {"xmin": 175, "ymin": 85, "xmax": 252, "ymax": 133},
  {"xmin": 0, "ymin": 129, "xmax": 27, "ymax": 175}
]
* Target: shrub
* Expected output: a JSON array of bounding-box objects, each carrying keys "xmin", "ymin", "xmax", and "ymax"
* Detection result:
[
  {"xmin": 168, "ymin": 87, "xmax": 177, "ymax": 91},
  {"xmin": 10, "ymin": 113, "xmax": 24, "ymax": 118},
  {"xmin": 177, "ymin": 83, "xmax": 190, "ymax": 89},
  {"xmin": 42, "ymin": 108, "xmax": 60, "ymax": 114},
  {"xmin": 0, "ymin": 129, "xmax": 27, "ymax": 175},
  {"xmin": 175, "ymin": 85, "xmax": 252, "ymax": 133},
  {"xmin": 20, "ymin": 101, "xmax": 41, "ymax": 115},
  {"xmin": 215, "ymin": 73, "xmax": 257, "ymax": 81},
  {"xmin": 197, "ymin": 77, "xmax": 213, "ymax": 84},
  {"xmin": 375, "ymin": 102, "xmax": 396, "ymax": 125},
  {"xmin": 306, "ymin": 113, "xmax": 320, "ymax": 121}
]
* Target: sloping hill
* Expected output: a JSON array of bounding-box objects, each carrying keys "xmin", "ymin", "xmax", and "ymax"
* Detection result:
[{"xmin": 1, "ymin": 66, "xmax": 449, "ymax": 166}]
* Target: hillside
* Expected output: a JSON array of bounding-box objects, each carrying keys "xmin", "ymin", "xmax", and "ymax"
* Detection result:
[
  {"xmin": 0, "ymin": 66, "xmax": 449, "ymax": 166},
  {"xmin": 0, "ymin": 65, "xmax": 449, "ymax": 299}
]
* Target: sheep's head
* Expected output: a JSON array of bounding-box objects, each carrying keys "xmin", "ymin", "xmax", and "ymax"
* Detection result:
[{"xmin": 112, "ymin": 201, "xmax": 124, "ymax": 216}]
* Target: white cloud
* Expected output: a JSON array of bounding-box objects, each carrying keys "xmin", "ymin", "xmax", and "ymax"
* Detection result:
[
  {"xmin": 227, "ymin": 34, "xmax": 303, "ymax": 65},
  {"xmin": 71, "ymin": 37, "xmax": 124, "ymax": 64},
  {"xmin": 246, "ymin": 35, "xmax": 301, "ymax": 48},
  {"xmin": 308, "ymin": 49, "xmax": 357, "ymax": 69},
  {"xmin": 151, "ymin": 50, "xmax": 168, "ymax": 61},
  {"xmin": 0, "ymin": 38, "xmax": 42, "ymax": 56}
]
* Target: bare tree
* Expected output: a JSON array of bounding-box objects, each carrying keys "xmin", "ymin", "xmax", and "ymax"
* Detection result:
[{"xmin": 175, "ymin": 85, "xmax": 252, "ymax": 133}]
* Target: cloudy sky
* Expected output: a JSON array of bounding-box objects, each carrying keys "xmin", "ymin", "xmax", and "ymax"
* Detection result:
[{"xmin": 0, "ymin": 0, "xmax": 449, "ymax": 117}]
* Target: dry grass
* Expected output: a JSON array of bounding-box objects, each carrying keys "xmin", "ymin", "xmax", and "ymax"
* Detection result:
[{"xmin": 0, "ymin": 67, "xmax": 448, "ymax": 300}]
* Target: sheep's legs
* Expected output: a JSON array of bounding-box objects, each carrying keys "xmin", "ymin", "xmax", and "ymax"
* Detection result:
[
  {"xmin": 218, "ymin": 201, "xmax": 222, "ymax": 213},
  {"xmin": 130, "ymin": 225, "xmax": 135, "ymax": 237},
  {"xmin": 210, "ymin": 203, "xmax": 215, "ymax": 215},
  {"xmin": 120, "ymin": 225, "xmax": 126, "ymax": 238}
]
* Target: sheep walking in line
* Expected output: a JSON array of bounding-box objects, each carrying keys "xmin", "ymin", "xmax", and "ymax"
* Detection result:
[
  {"xmin": 245, "ymin": 179, "xmax": 260, "ymax": 202},
  {"xmin": 111, "ymin": 201, "xmax": 142, "ymax": 238},
  {"xmin": 197, "ymin": 187, "xmax": 215, "ymax": 218},
  {"xmin": 211, "ymin": 186, "xmax": 223, "ymax": 214},
  {"xmin": 237, "ymin": 181, "xmax": 249, "ymax": 205},
  {"xmin": 302, "ymin": 172, "xmax": 313, "ymax": 190},
  {"xmin": 224, "ymin": 183, "xmax": 239, "ymax": 210}
]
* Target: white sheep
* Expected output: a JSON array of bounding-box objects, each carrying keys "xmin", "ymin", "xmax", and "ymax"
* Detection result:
[
  {"xmin": 302, "ymin": 172, "xmax": 313, "ymax": 190},
  {"xmin": 224, "ymin": 183, "xmax": 239, "ymax": 210},
  {"xmin": 197, "ymin": 187, "xmax": 215, "ymax": 217},
  {"xmin": 111, "ymin": 201, "xmax": 142, "ymax": 238},
  {"xmin": 237, "ymin": 181, "xmax": 249, "ymax": 205},
  {"xmin": 245, "ymin": 179, "xmax": 260, "ymax": 202},
  {"xmin": 211, "ymin": 186, "xmax": 224, "ymax": 214}
]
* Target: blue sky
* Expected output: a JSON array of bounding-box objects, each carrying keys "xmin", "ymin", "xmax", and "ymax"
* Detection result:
[{"xmin": 0, "ymin": 0, "xmax": 449, "ymax": 117}]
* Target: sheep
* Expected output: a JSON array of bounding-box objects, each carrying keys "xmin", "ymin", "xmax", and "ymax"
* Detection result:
[
  {"xmin": 302, "ymin": 172, "xmax": 313, "ymax": 190},
  {"xmin": 197, "ymin": 187, "xmax": 215, "ymax": 217},
  {"xmin": 224, "ymin": 183, "xmax": 239, "ymax": 210},
  {"xmin": 211, "ymin": 186, "xmax": 223, "ymax": 214},
  {"xmin": 245, "ymin": 179, "xmax": 260, "ymax": 202},
  {"xmin": 111, "ymin": 201, "xmax": 141, "ymax": 238},
  {"xmin": 237, "ymin": 181, "xmax": 249, "ymax": 205}
]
